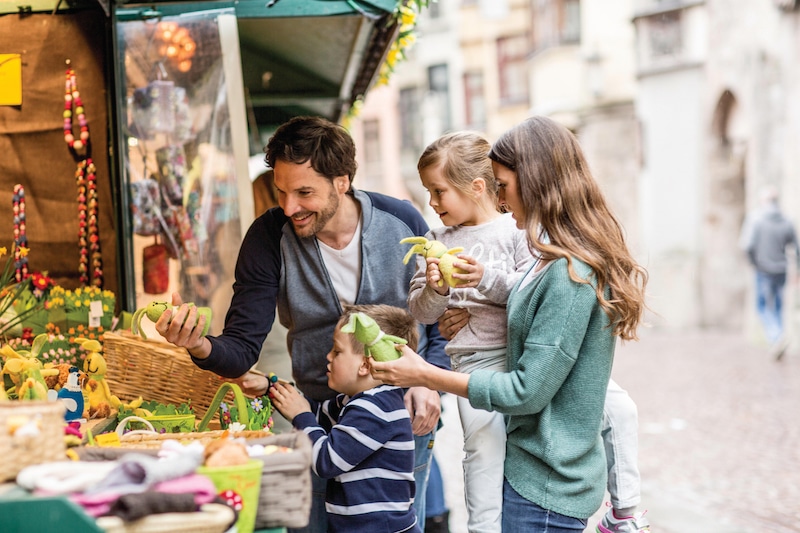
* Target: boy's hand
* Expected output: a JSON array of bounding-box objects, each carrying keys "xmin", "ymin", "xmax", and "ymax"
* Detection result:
[{"xmin": 268, "ymin": 382, "xmax": 310, "ymax": 421}]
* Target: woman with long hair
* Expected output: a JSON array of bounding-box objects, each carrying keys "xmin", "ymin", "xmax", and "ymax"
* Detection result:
[{"xmin": 371, "ymin": 116, "xmax": 648, "ymax": 532}]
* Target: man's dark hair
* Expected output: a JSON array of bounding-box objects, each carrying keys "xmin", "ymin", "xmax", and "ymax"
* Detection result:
[{"xmin": 265, "ymin": 116, "xmax": 357, "ymax": 184}]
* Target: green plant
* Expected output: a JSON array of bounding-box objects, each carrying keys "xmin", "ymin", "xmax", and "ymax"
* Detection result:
[{"xmin": 219, "ymin": 394, "xmax": 274, "ymax": 432}]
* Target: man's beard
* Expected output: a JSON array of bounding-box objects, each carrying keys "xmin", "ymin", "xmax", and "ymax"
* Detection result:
[{"xmin": 292, "ymin": 188, "xmax": 340, "ymax": 238}]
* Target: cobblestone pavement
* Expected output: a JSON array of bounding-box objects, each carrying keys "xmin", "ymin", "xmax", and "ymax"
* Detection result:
[{"xmin": 434, "ymin": 328, "xmax": 800, "ymax": 533}]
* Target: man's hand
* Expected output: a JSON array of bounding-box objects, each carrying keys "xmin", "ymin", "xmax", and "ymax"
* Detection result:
[
  {"xmin": 223, "ymin": 370, "xmax": 270, "ymax": 397},
  {"xmin": 404, "ymin": 386, "xmax": 441, "ymax": 436},
  {"xmin": 155, "ymin": 292, "xmax": 210, "ymax": 358}
]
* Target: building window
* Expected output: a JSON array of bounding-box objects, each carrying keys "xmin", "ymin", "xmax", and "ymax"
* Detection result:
[
  {"xmin": 428, "ymin": 63, "xmax": 451, "ymax": 131},
  {"xmin": 363, "ymin": 119, "xmax": 380, "ymax": 164},
  {"xmin": 464, "ymin": 71, "xmax": 486, "ymax": 132},
  {"xmin": 497, "ymin": 34, "xmax": 529, "ymax": 104},
  {"xmin": 399, "ymin": 87, "xmax": 421, "ymax": 151},
  {"xmin": 648, "ymin": 11, "xmax": 682, "ymax": 57},
  {"xmin": 533, "ymin": 0, "xmax": 581, "ymax": 52}
]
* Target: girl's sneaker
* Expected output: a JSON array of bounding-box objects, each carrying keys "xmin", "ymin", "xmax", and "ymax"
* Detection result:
[{"xmin": 596, "ymin": 507, "xmax": 651, "ymax": 533}]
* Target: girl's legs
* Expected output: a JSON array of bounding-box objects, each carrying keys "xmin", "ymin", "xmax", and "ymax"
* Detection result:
[
  {"xmin": 602, "ymin": 379, "xmax": 641, "ymax": 513},
  {"xmin": 501, "ymin": 479, "xmax": 587, "ymax": 532},
  {"xmin": 454, "ymin": 350, "xmax": 506, "ymax": 533}
]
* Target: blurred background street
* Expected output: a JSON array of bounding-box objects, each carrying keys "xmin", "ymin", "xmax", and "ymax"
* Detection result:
[{"xmin": 434, "ymin": 328, "xmax": 800, "ymax": 533}]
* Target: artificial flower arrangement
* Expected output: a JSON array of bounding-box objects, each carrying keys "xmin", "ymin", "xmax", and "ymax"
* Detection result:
[
  {"xmin": 46, "ymin": 285, "xmax": 116, "ymax": 332},
  {"xmin": 4, "ymin": 324, "xmax": 104, "ymax": 369},
  {"xmin": 219, "ymin": 394, "xmax": 274, "ymax": 432}
]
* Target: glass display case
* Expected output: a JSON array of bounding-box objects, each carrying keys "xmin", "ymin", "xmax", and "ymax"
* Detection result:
[{"xmin": 114, "ymin": 9, "xmax": 250, "ymax": 337}]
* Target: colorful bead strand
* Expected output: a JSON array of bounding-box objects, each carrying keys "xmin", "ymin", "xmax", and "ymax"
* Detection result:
[
  {"xmin": 64, "ymin": 60, "xmax": 89, "ymax": 153},
  {"xmin": 76, "ymin": 158, "xmax": 103, "ymax": 288},
  {"xmin": 12, "ymin": 184, "xmax": 28, "ymax": 283}
]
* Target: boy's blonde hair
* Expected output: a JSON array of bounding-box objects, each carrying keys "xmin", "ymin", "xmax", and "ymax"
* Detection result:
[{"xmin": 338, "ymin": 304, "xmax": 419, "ymax": 354}]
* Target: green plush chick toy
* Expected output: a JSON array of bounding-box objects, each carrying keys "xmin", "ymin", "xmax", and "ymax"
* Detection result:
[
  {"xmin": 400, "ymin": 236, "xmax": 469, "ymax": 288},
  {"xmin": 131, "ymin": 301, "xmax": 212, "ymax": 340},
  {"xmin": 340, "ymin": 312, "xmax": 407, "ymax": 362}
]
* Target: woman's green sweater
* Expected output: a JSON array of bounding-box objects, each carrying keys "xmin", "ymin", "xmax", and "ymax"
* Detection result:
[{"xmin": 467, "ymin": 257, "xmax": 615, "ymax": 519}]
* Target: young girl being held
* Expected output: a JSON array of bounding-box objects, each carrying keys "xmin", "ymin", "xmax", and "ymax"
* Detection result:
[{"xmin": 407, "ymin": 131, "xmax": 534, "ymax": 533}]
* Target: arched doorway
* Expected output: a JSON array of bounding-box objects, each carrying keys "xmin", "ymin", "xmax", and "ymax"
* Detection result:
[{"xmin": 700, "ymin": 89, "xmax": 747, "ymax": 327}]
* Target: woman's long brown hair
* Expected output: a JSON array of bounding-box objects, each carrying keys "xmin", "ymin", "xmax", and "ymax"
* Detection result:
[{"xmin": 489, "ymin": 116, "xmax": 648, "ymax": 341}]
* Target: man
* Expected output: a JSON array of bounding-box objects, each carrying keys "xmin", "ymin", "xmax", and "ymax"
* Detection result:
[
  {"xmin": 741, "ymin": 185, "xmax": 800, "ymax": 360},
  {"xmin": 157, "ymin": 116, "xmax": 447, "ymax": 532}
]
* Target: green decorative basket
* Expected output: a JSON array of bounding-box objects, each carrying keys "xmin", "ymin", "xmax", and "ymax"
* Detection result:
[{"xmin": 140, "ymin": 413, "xmax": 195, "ymax": 433}]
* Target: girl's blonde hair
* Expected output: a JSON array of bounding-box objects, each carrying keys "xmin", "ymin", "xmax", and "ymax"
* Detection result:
[
  {"xmin": 418, "ymin": 131, "xmax": 499, "ymax": 206},
  {"xmin": 488, "ymin": 116, "xmax": 648, "ymax": 341}
]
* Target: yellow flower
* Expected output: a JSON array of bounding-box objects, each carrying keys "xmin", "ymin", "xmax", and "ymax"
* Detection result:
[
  {"xmin": 398, "ymin": 5, "xmax": 415, "ymax": 26},
  {"xmin": 0, "ymin": 247, "xmax": 6, "ymax": 256},
  {"xmin": 18, "ymin": 247, "xmax": 29, "ymax": 257}
]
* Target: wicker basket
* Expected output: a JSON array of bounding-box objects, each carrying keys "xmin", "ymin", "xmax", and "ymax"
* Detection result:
[
  {"xmin": 249, "ymin": 431, "xmax": 312, "ymax": 530},
  {"xmin": 0, "ymin": 400, "xmax": 67, "ymax": 482},
  {"xmin": 116, "ymin": 428, "xmax": 272, "ymax": 449},
  {"xmin": 95, "ymin": 502, "xmax": 234, "ymax": 533},
  {"xmin": 102, "ymin": 330, "xmax": 223, "ymax": 418}
]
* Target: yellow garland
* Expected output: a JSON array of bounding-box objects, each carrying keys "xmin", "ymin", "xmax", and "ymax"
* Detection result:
[{"xmin": 342, "ymin": 0, "xmax": 430, "ymax": 128}]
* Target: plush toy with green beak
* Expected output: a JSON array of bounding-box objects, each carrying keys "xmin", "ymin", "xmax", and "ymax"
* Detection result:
[
  {"xmin": 400, "ymin": 236, "xmax": 468, "ymax": 288},
  {"xmin": 340, "ymin": 312, "xmax": 407, "ymax": 362}
]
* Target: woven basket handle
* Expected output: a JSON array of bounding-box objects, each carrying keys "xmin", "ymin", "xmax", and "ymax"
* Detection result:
[
  {"xmin": 197, "ymin": 382, "xmax": 250, "ymax": 431},
  {"xmin": 116, "ymin": 415, "xmax": 157, "ymax": 439}
]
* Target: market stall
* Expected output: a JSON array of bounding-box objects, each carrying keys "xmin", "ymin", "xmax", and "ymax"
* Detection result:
[{"xmin": 0, "ymin": 0, "xmax": 413, "ymax": 530}]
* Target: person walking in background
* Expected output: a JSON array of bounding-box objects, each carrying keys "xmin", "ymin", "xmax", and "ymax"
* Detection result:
[
  {"xmin": 156, "ymin": 116, "xmax": 449, "ymax": 532},
  {"xmin": 270, "ymin": 304, "xmax": 422, "ymax": 533},
  {"xmin": 741, "ymin": 185, "xmax": 800, "ymax": 360},
  {"xmin": 372, "ymin": 116, "xmax": 649, "ymax": 532}
]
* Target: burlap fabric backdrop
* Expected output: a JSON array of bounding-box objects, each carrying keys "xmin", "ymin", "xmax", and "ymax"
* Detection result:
[{"xmin": 0, "ymin": 8, "xmax": 118, "ymax": 300}]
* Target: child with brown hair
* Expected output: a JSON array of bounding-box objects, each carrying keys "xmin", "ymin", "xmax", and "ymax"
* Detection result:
[{"xmin": 269, "ymin": 304, "xmax": 422, "ymax": 533}]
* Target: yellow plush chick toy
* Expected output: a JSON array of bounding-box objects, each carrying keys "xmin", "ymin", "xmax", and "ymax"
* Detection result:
[
  {"xmin": 400, "ymin": 236, "xmax": 469, "ymax": 288},
  {"xmin": 78, "ymin": 338, "xmax": 142, "ymax": 418}
]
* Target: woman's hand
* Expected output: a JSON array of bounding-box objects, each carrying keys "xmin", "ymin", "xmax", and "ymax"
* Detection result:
[
  {"xmin": 268, "ymin": 382, "xmax": 310, "ymax": 422},
  {"xmin": 369, "ymin": 345, "xmax": 432, "ymax": 388},
  {"xmin": 438, "ymin": 307, "xmax": 470, "ymax": 341}
]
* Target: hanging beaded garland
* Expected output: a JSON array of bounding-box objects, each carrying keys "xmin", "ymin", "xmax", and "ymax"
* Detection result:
[
  {"xmin": 12, "ymin": 184, "xmax": 29, "ymax": 283},
  {"xmin": 64, "ymin": 61, "xmax": 89, "ymax": 152},
  {"xmin": 77, "ymin": 158, "xmax": 103, "ymax": 288},
  {"xmin": 64, "ymin": 60, "xmax": 103, "ymax": 288}
]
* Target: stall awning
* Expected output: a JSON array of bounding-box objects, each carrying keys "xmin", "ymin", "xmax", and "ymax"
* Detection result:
[
  {"xmin": 6, "ymin": 0, "xmax": 399, "ymax": 128},
  {"xmin": 115, "ymin": 0, "xmax": 400, "ymax": 129}
]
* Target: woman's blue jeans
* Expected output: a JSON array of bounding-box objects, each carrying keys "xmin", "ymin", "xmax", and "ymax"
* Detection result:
[{"xmin": 501, "ymin": 479, "xmax": 587, "ymax": 532}]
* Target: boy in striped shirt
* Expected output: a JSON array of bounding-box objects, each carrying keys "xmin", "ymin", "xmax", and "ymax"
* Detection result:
[{"xmin": 269, "ymin": 304, "xmax": 421, "ymax": 533}]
